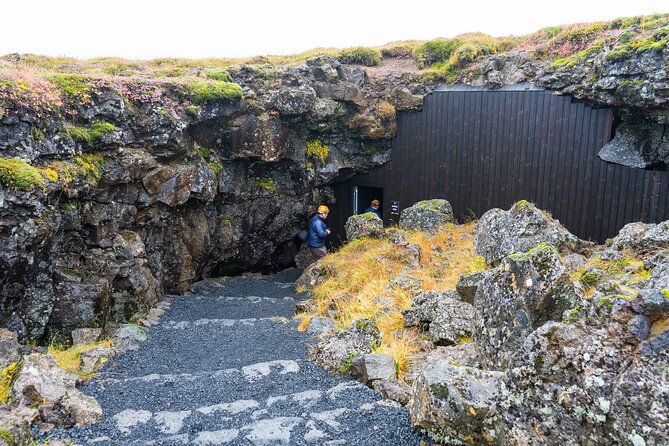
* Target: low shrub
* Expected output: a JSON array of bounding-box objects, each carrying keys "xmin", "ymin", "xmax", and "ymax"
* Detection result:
[
  {"xmin": 206, "ymin": 69, "xmax": 232, "ymax": 82},
  {"xmin": 0, "ymin": 157, "xmax": 46, "ymax": 190},
  {"xmin": 176, "ymin": 80, "xmax": 243, "ymax": 105},
  {"xmin": 337, "ymin": 47, "xmax": 381, "ymax": 66},
  {"xmin": 414, "ymin": 39, "xmax": 461, "ymax": 67}
]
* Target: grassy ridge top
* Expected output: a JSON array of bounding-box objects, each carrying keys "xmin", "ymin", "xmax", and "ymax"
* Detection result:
[{"xmin": 1, "ymin": 12, "xmax": 667, "ymax": 80}]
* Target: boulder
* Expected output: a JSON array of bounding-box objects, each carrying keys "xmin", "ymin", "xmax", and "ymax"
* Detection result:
[
  {"xmin": 344, "ymin": 213, "xmax": 385, "ymax": 241},
  {"xmin": 387, "ymin": 274, "xmax": 422, "ymax": 291},
  {"xmin": 113, "ymin": 324, "xmax": 147, "ymax": 352},
  {"xmin": 0, "ymin": 329, "xmax": 20, "ymax": 370},
  {"xmin": 399, "ymin": 199, "xmax": 455, "ymax": 232},
  {"xmin": 70, "ymin": 328, "xmax": 102, "ymax": 346},
  {"xmin": 0, "ymin": 406, "xmax": 38, "ymax": 446},
  {"xmin": 295, "ymin": 259, "xmax": 329, "ymax": 290},
  {"xmin": 79, "ymin": 346, "xmax": 114, "ymax": 375},
  {"xmin": 270, "ymin": 86, "xmax": 317, "ymax": 115},
  {"xmin": 294, "ymin": 243, "xmax": 315, "ymax": 269},
  {"xmin": 598, "ymin": 122, "xmax": 669, "ymax": 169},
  {"xmin": 410, "ymin": 361, "xmax": 503, "ymax": 444},
  {"xmin": 474, "ymin": 243, "xmax": 584, "ymax": 369},
  {"xmin": 11, "ymin": 353, "xmax": 102, "ymax": 428},
  {"xmin": 304, "ymin": 317, "xmax": 335, "ymax": 336},
  {"xmin": 455, "ymin": 271, "xmax": 488, "ymax": 304},
  {"xmin": 425, "ymin": 343, "xmax": 481, "ymax": 369},
  {"xmin": 308, "ymin": 319, "xmax": 381, "ymax": 371},
  {"xmin": 371, "ymin": 379, "xmax": 412, "ymax": 406},
  {"xmin": 610, "ymin": 220, "xmax": 669, "ymax": 253},
  {"xmin": 474, "ymin": 201, "xmax": 589, "ymax": 264},
  {"xmin": 350, "ymin": 353, "xmax": 396, "ymax": 385},
  {"xmin": 403, "ymin": 291, "xmax": 475, "ymax": 346},
  {"xmin": 489, "ymin": 291, "xmax": 669, "ymax": 445},
  {"xmin": 644, "ymin": 251, "xmax": 669, "ymax": 290}
]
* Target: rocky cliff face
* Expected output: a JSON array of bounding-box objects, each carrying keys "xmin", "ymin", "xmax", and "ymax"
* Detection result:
[{"xmin": 0, "ymin": 56, "xmax": 427, "ymax": 342}]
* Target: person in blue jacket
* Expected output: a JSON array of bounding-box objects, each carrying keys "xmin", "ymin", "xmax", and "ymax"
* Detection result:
[
  {"xmin": 307, "ymin": 205, "xmax": 331, "ymax": 259},
  {"xmin": 363, "ymin": 199, "xmax": 382, "ymax": 219}
]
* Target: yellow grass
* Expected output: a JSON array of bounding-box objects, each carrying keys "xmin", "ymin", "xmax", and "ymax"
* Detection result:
[
  {"xmin": 570, "ymin": 248, "xmax": 650, "ymax": 293},
  {"xmin": 305, "ymin": 222, "xmax": 486, "ymax": 374},
  {"xmin": 48, "ymin": 340, "xmax": 113, "ymax": 379}
]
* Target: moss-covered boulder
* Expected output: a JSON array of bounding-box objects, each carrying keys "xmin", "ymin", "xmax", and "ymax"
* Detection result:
[
  {"xmin": 410, "ymin": 360, "xmax": 502, "ymax": 444},
  {"xmin": 344, "ymin": 212, "xmax": 385, "ymax": 241},
  {"xmin": 473, "ymin": 243, "xmax": 584, "ymax": 369},
  {"xmin": 474, "ymin": 201, "xmax": 590, "ymax": 265},
  {"xmin": 488, "ymin": 290, "xmax": 669, "ymax": 445},
  {"xmin": 399, "ymin": 199, "xmax": 455, "ymax": 232}
]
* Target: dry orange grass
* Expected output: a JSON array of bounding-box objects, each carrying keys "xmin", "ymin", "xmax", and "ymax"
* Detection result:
[{"xmin": 305, "ymin": 222, "xmax": 485, "ymax": 375}]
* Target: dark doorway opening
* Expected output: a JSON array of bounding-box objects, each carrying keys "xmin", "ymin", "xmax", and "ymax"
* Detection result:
[{"xmin": 354, "ymin": 185, "xmax": 384, "ymax": 220}]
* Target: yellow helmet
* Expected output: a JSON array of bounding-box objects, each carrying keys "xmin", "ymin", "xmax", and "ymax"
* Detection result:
[{"xmin": 317, "ymin": 205, "xmax": 330, "ymax": 214}]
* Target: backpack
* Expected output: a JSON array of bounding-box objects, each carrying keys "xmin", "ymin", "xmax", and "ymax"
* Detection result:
[{"xmin": 297, "ymin": 228, "xmax": 309, "ymax": 243}]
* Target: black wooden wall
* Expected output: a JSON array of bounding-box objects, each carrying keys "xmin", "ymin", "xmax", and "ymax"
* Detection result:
[{"xmin": 331, "ymin": 86, "xmax": 669, "ymax": 244}]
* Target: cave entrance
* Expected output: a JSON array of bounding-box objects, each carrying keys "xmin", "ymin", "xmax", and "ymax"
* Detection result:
[{"xmin": 353, "ymin": 185, "xmax": 384, "ymax": 219}]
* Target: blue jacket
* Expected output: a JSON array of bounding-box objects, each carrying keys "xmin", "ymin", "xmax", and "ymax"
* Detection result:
[
  {"xmin": 307, "ymin": 214, "xmax": 328, "ymax": 248},
  {"xmin": 364, "ymin": 207, "xmax": 382, "ymax": 219}
]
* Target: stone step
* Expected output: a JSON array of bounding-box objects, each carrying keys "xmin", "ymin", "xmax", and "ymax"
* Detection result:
[
  {"xmin": 64, "ymin": 397, "xmax": 408, "ymax": 445},
  {"xmin": 108, "ymin": 319, "xmax": 308, "ymax": 376},
  {"xmin": 87, "ymin": 361, "xmax": 374, "ymax": 414},
  {"xmin": 168, "ymin": 295, "xmax": 298, "ymax": 321}
]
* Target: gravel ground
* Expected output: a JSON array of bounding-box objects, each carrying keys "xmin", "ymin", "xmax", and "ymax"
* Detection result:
[{"xmin": 37, "ymin": 269, "xmax": 427, "ymax": 445}]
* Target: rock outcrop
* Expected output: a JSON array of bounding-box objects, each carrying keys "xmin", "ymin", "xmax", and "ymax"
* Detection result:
[
  {"xmin": 473, "ymin": 243, "xmax": 584, "ymax": 369},
  {"xmin": 403, "ymin": 291, "xmax": 475, "ymax": 346},
  {"xmin": 399, "ymin": 199, "xmax": 455, "ymax": 232},
  {"xmin": 474, "ymin": 201, "xmax": 590, "ymax": 265},
  {"xmin": 0, "ymin": 56, "xmax": 427, "ymax": 343}
]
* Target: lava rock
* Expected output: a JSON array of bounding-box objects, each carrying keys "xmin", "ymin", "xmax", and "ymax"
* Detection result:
[
  {"xmin": 372, "ymin": 379, "xmax": 412, "ymax": 406},
  {"xmin": 0, "ymin": 329, "xmax": 20, "ymax": 370},
  {"xmin": 70, "ymin": 328, "xmax": 102, "ymax": 346},
  {"xmin": 474, "ymin": 243, "xmax": 584, "ymax": 369},
  {"xmin": 399, "ymin": 199, "xmax": 455, "ymax": 232},
  {"xmin": 455, "ymin": 271, "xmax": 488, "ymax": 304},
  {"xmin": 308, "ymin": 319, "xmax": 381, "ymax": 372},
  {"xmin": 350, "ymin": 353, "xmax": 396, "ymax": 385},
  {"xmin": 344, "ymin": 212, "xmax": 385, "ymax": 241},
  {"xmin": 11, "ymin": 353, "xmax": 102, "ymax": 428},
  {"xmin": 78, "ymin": 347, "xmax": 114, "ymax": 375},
  {"xmin": 474, "ymin": 201, "xmax": 590, "ymax": 265},
  {"xmin": 610, "ymin": 220, "xmax": 669, "ymax": 253},
  {"xmin": 410, "ymin": 361, "xmax": 502, "ymax": 444},
  {"xmin": 113, "ymin": 325, "xmax": 147, "ymax": 352},
  {"xmin": 403, "ymin": 291, "xmax": 475, "ymax": 346}
]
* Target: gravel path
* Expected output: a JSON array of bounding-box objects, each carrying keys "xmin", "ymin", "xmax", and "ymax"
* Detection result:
[{"xmin": 39, "ymin": 269, "xmax": 427, "ymax": 445}]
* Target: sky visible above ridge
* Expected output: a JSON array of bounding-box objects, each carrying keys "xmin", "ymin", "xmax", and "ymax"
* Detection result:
[{"xmin": 2, "ymin": 0, "xmax": 668, "ymax": 59}]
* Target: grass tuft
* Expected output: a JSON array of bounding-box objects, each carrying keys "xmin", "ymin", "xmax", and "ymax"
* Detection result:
[
  {"xmin": 48, "ymin": 340, "xmax": 113, "ymax": 379},
  {"xmin": 303, "ymin": 222, "xmax": 485, "ymax": 375}
]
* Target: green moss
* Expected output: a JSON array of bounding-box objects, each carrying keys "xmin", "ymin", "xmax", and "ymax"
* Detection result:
[
  {"xmin": 206, "ymin": 69, "xmax": 232, "ymax": 82},
  {"xmin": 217, "ymin": 214, "xmax": 233, "ymax": 223},
  {"xmin": 176, "ymin": 80, "xmax": 243, "ymax": 105},
  {"xmin": 49, "ymin": 74, "xmax": 92, "ymax": 100},
  {"xmin": 64, "ymin": 121, "xmax": 116, "ymax": 147},
  {"xmin": 662, "ymin": 289, "xmax": 669, "ymax": 300},
  {"xmin": 186, "ymin": 105, "xmax": 200, "ymax": 117},
  {"xmin": 0, "ymin": 158, "xmax": 46, "ymax": 190},
  {"xmin": 0, "ymin": 429, "xmax": 14, "ymax": 446},
  {"xmin": 74, "ymin": 154, "xmax": 104, "ymax": 181},
  {"xmin": 581, "ymin": 270, "xmax": 601, "ymax": 286},
  {"xmin": 194, "ymin": 144, "xmax": 212, "ymax": 159},
  {"xmin": 337, "ymin": 47, "xmax": 381, "ymax": 66},
  {"xmin": 420, "ymin": 62, "xmax": 460, "ymax": 84},
  {"xmin": 551, "ymin": 45, "xmax": 601, "ymax": 68},
  {"xmin": 207, "ymin": 161, "xmax": 222, "ymax": 174},
  {"xmin": 256, "ymin": 178, "xmax": 276, "ymax": 192},
  {"xmin": 306, "ymin": 139, "xmax": 329, "ymax": 164}
]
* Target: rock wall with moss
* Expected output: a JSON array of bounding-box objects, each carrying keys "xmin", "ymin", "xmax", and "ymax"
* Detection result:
[{"xmin": 0, "ymin": 57, "xmax": 427, "ymax": 342}]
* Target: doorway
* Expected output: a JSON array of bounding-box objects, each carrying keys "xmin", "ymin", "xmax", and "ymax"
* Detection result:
[{"xmin": 353, "ymin": 185, "xmax": 384, "ymax": 219}]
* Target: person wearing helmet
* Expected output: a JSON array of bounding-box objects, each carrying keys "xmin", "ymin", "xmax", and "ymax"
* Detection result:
[
  {"xmin": 307, "ymin": 205, "xmax": 331, "ymax": 259},
  {"xmin": 363, "ymin": 199, "xmax": 382, "ymax": 219}
]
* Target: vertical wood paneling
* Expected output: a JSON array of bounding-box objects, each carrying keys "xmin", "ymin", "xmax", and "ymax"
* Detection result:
[{"xmin": 332, "ymin": 88, "xmax": 669, "ymax": 244}]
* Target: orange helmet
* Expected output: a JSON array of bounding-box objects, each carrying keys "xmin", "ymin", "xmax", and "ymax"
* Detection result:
[
  {"xmin": 371, "ymin": 199, "xmax": 380, "ymax": 205},
  {"xmin": 317, "ymin": 205, "xmax": 330, "ymax": 214}
]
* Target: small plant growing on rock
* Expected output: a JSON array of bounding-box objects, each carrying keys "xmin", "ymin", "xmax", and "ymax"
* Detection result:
[
  {"xmin": 256, "ymin": 177, "xmax": 277, "ymax": 192},
  {"xmin": 0, "ymin": 157, "xmax": 46, "ymax": 190},
  {"xmin": 64, "ymin": 121, "xmax": 117, "ymax": 147},
  {"xmin": 48, "ymin": 339, "xmax": 113, "ymax": 379},
  {"xmin": 306, "ymin": 139, "xmax": 330, "ymax": 165},
  {"xmin": 0, "ymin": 361, "xmax": 21, "ymax": 404}
]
